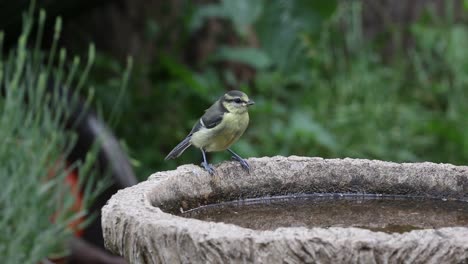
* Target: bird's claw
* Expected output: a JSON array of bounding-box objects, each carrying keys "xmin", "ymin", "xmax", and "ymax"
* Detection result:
[
  {"xmin": 231, "ymin": 156, "xmax": 250, "ymax": 172},
  {"xmin": 201, "ymin": 161, "xmax": 215, "ymax": 175}
]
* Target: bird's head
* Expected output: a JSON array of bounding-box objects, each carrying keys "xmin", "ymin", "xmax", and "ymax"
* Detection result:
[{"xmin": 221, "ymin": 90, "xmax": 255, "ymax": 114}]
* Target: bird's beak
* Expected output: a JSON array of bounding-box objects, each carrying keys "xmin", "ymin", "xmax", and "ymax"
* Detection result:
[{"xmin": 247, "ymin": 100, "xmax": 255, "ymax": 106}]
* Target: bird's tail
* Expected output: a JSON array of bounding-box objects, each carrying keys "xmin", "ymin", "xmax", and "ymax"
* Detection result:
[{"xmin": 164, "ymin": 136, "xmax": 192, "ymax": 160}]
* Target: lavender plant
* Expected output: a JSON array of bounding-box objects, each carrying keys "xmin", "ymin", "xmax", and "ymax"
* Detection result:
[{"xmin": 0, "ymin": 3, "xmax": 131, "ymax": 262}]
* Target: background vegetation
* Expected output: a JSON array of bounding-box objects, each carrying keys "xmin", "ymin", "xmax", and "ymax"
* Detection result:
[{"xmin": 87, "ymin": 0, "xmax": 468, "ymax": 179}]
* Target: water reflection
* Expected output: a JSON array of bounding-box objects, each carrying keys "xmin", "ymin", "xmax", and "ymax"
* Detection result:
[{"xmin": 181, "ymin": 195, "xmax": 468, "ymax": 233}]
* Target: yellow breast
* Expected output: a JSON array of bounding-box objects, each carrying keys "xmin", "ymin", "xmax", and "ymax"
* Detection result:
[{"xmin": 191, "ymin": 112, "xmax": 249, "ymax": 152}]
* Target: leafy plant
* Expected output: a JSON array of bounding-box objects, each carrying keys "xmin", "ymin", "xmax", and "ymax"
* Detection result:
[{"xmin": 0, "ymin": 3, "xmax": 130, "ymax": 262}]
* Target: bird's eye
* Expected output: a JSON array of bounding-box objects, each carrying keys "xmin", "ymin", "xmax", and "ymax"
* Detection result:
[{"xmin": 234, "ymin": 98, "xmax": 242, "ymax": 103}]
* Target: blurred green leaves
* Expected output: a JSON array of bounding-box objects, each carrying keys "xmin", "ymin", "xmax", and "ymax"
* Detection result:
[
  {"xmin": 191, "ymin": 0, "xmax": 337, "ymax": 75},
  {"xmin": 221, "ymin": 0, "xmax": 263, "ymax": 37},
  {"xmin": 215, "ymin": 46, "xmax": 271, "ymax": 70},
  {"xmin": 91, "ymin": 0, "xmax": 468, "ymax": 180},
  {"xmin": 191, "ymin": 0, "xmax": 263, "ymax": 37}
]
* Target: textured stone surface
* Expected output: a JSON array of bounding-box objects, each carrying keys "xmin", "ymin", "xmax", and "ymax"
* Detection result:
[{"xmin": 102, "ymin": 156, "xmax": 468, "ymax": 263}]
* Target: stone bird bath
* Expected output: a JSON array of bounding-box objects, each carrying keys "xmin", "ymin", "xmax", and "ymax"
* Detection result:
[{"xmin": 102, "ymin": 156, "xmax": 468, "ymax": 263}]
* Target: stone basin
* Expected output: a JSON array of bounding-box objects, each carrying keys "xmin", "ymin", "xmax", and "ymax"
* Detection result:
[{"xmin": 102, "ymin": 156, "xmax": 468, "ymax": 263}]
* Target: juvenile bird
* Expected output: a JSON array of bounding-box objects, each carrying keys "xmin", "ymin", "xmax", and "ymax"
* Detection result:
[{"xmin": 165, "ymin": 90, "xmax": 254, "ymax": 174}]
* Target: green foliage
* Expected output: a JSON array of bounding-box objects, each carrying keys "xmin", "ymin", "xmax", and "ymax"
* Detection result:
[
  {"xmin": 0, "ymin": 5, "xmax": 121, "ymax": 262},
  {"xmin": 92, "ymin": 0, "xmax": 468, "ymax": 180},
  {"xmin": 242, "ymin": 0, "xmax": 468, "ymax": 165},
  {"xmin": 214, "ymin": 46, "xmax": 271, "ymax": 70},
  {"xmin": 190, "ymin": 0, "xmax": 263, "ymax": 37}
]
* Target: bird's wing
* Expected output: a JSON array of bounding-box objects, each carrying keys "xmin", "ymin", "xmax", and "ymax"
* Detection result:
[{"xmin": 189, "ymin": 99, "xmax": 227, "ymax": 134}]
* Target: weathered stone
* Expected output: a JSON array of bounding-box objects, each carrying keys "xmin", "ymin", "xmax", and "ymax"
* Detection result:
[{"xmin": 102, "ymin": 156, "xmax": 468, "ymax": 263}]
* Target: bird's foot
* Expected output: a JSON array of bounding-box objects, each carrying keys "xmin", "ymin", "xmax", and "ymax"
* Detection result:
[
  {"xmin": 201, "ymin": 161, "xmax": 215, "ymax": 175},
  {"xmin": 231, "ymin": 156, "xmax": 250, "ymax": 172}
]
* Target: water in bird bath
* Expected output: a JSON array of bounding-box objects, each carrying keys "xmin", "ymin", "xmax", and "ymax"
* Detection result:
[{"xmin": 180, "ymin": 194, "xmax": 468, "ymax": 233}]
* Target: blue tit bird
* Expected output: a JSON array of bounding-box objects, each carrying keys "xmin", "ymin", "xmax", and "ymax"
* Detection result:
[{"xmin": 165, "ymin": 90, "xmax": 254, "ymax": 174}]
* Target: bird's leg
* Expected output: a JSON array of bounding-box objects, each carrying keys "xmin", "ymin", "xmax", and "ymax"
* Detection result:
[
  {"xmin": 200, "ymin": 148, "xmax": 215, "ymax": 175},
  {"xmin": 227, "ymin": 148, "xmax": 250, "ymax": 172}
]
